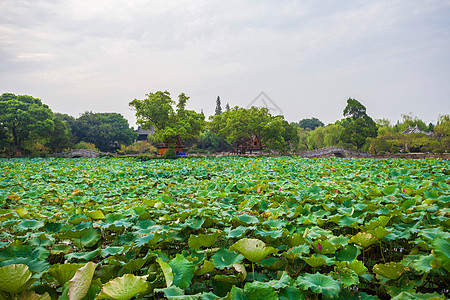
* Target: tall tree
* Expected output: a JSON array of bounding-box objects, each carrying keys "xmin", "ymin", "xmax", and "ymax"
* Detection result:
[
  {"xmin": 298, "ymin": 117, "xmax": 324, "ymax": 130},
  {"xmin": 434, "ymin": 114, "xmax": 450, "ymax": 151},
  {"xmin": 215, "ymin": 96, "xmax": 222, "ymax": 115},
  {"xmin": 129, "ymin": 91, "xmax": 205, "ymax": 144},
  {"xmin": 71, "ymin": 112, "xmax": 137, "ymax": 152},
  {"xmin": 209, "ymin": 106, "xmax": 298, "ymax": 153},
  {"xmin": 340, "ymin": 98, "xmax": 377, "ymax": 149},
  {"xmin": 225, "ymin": 103, "xmax": 230, "ymax": 111},
  {"xmin": 0, "ymin": 93, "xmax": 54, "ymax": 155}
]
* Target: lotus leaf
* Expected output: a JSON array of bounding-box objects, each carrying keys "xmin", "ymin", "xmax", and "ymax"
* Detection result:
[
  {"xmin": 349, "ymin": 232, "xmax": 378, "ymax": 248},
  {"xmin": 390, "ymin": 291, "xmax": 445, "ymax": 300},
  {"xmin": 0, "ymin": 264, "xmax": 36, "ymax": 295},
  {"xmin": 68, "ymin": 261, "xmax": 96, "ymax": 300},
  {"xmin": 312, "ymin": 240, "xmax": 336, "ymax": 254},
  {"xmin": 432, "ymin": 238, "xmax": 450, "ymax": 271},
  {"xmin": 97, "ymin": 274, "xmax": 149, "ymax": 300},
  {"xmin": 169, "ymin": 254, "xmax": 195, "ymax": 289},
  {"xmin": 157, "ymin": 259, "xmax": 173, "ymax": 287},
  {"xmin": 194, "ymin": 260, "xmax": 215, "ymax": 276},
  {"xmin": 229, "ymin": 238, "xmax": 277, "ymax": 263},
  {"xmin": 48, "ymin": 263, "xmax": 82, "ymax": 286},
  {"xmin": 373, "ymin": 262, "xmax": 407, "ymax": 280},
  {"xmin": 278, "ymin": 286, "xmax": 305, "ymax": 300},
  {"xmin": 296, "ymin": 272, "xmax": 341, "ymax": 298},
  {"xmin": 243, "ymin": 281, "xmax": 278, "ymax": 300},
  {"xmin": 336, "ymin": 244, "xmax": 360, "ymax": 262},
  {"xmin": 188, "ymin": 232, "xmax": 221, "ymax": 249},
  {"xmin": 211, "ymin": 248, "xmax": 244, "ymax": 269}
]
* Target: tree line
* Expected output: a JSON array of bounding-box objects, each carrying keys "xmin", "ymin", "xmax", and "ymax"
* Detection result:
[{"xmin": 1, "ymin": 91, "xmax": 449, "ymax": 157}]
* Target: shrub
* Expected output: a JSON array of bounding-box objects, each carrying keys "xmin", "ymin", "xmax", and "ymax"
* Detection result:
[
  {"xmin": 389, "ymin": 146, "xmax": 400, "ymax": 153},
  {"xmin": 163, "ymin": 148, "xmax": 177, "ymax": 159},
  {"xmin": 75, "ymin": 142, "xmax": 98, "ymax": 151}
]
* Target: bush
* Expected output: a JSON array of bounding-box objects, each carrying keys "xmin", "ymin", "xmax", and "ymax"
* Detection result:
[
  {"xmin": 75, "ymin": 142, "xmax": 98, "ymax": 151},
  {"xmin": 163, "ymin": 148, "xmax": 177, "ymax": 159},
  {"xmin": 117, "ymin": 141, "xmax": 157, "ymax": 155},
  {"xmin": 389, "ymin": 146, "xmax": 400, "ymax": 153}
]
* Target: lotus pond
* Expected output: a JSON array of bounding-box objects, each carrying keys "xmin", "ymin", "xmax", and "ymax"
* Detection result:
[{"xmin": 0, "ymin": 157, "xmax": 449, "ymax": 299}]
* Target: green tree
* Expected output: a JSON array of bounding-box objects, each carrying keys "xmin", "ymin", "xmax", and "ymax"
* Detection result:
[
  {"xmin": 0, "ymin": 93, "xmax": 54, "ymax": 156},
  {"xmin": 215, "ymin": 96, "xmax": 222, "ymax": 115},
  {"xmin": 340, "ymin": 99, "xmax": 377, "ymax": 150},
  {"xmin": 343, "ymin": 98, "xmax": 367, "ymax": 119},
  {"xmin": 209, "ymin": 106, "xmax": 298, "ymax": 153},
  {"xmin": 129, "ymin": 91, "xmax": 205, "ymax": 144},
  {"xmin": 297, "ymin": 117, "xmax": 324, "ymax": 130},
  {"xmin": 46, "ymin": 117, "xmax": 72, "ymax": 153},
  {"xmin": 71, "ymin": 112, "xmax": 137, "ymax": 152},
  {"xmin": 225, "ymin": 103, "xmax": 230, "ymax": 111},
  {"xmin": 434, "ymin": 114, "xmax": 450, "ymax": 151}
]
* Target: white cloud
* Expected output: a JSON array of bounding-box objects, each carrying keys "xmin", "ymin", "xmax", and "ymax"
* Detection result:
[{"xmin": 0, "ymin": 0, "xmax": 449, "ymax": 126}]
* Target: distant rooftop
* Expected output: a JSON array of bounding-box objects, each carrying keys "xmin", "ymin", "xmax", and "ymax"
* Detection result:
[{"xmin": 401, "ymin": 125, "xmax": 433, "ymax": 137}]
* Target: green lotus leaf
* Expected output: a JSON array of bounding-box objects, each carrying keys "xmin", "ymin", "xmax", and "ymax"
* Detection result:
[
  {"xmin": 16, "ymin": 291, "xmax": 51, "ymax": 300},
  {"xmin": 336, "ymin": 244, "xmax": 360, "ymax": 262},
  {"xmin": 312, "ymin": 240, "xmax": 337, "ymax": 254},
  {"xmin": 211, "ymin": 248, "xmax": 244, "ymax": 269},
  {"xmin": 234, "ymin": 214, "xmax": 259, "ymax": 226},
  {"xmin": 68, "ymin": 262, "xmax": 96, "ymax": 300},
  {"xmin": 86, "ymin": 210, "xmax": 105, "ymax": 219},
  {"xmin": 73, "ymin": 228, "xmax": 101, "ymax": 248},
  {"xmin": 16, "ymin": 220, "xmax": 44, "ymax": 231},
  {"xmin": 157, "ymin": 259, "xmax": 173, "ymax": 287},
  {"xmin": 367, "ymin": 226, "xmax": 391, "ymax": 240},
  {"xmin": 194, "ymin": 260, "xmax": 215, "ymax": 276},
  {"xmin": 349, "ymin": 232, "xmax": 378, "ymax": 248},
  {"xmin": 334, "ymin": 268, "xmax": 360, "ymax": 287},
  {"xmin": 188, "ymin": 232, "xmax": 221, "ymax": 249},
  {"xmin": 48, "ymin": 263, "xmax": 82, "ymax": 286},
  {"xmin": 243, "ymin": 281, "xmax": 278, "ymax": 300},
  {"xmin": 15, "ymin": 207, "xmax": 28, "ymax": 218},
  {"xmin": 225, "ymin": 226, "xmax": 254, "ymax": 238},
  {"xmin": 135, "ymin": 231, "xmax": 163, "ymax": 247},
  {"xmin": 336, "ymin": 260, "xmax": 368, "ymax": 276},
  {"xmin": 43, "ymin": 222, "xmax": 62, "ymax": 233},
  {"xmin": 65, "ymin": 248, "xmax": 101, "ymax": 262},
  {"xmin": 278, "ymin": 286, "xmax": 305, "ymax": 300},
  {"xmin": 413, "ymin": 254, "xmax": 435, "ymax": 273},
  {"xmin": 296, "ymin": 272, "xmax": 341, "ymax": 298},
  {"xmin": 154, "ymin": 286, "xmax": 202, "ymax": 299},
  {"xmin": 97, "ymin": 274, "xmax": 149, "ymax": 300},
  {"xmin": 229, "ymin": 238, "xmax": 277, "ymax": 263},
  {"xmin": 169, "ymin": 254, "xmax": 195, "ymax": 290},
  {"xmin": 51, "ymin": 244, "xmax": 72, "ymax": 255},
  {"xmin": 100, "ymin": 246, "xmax": 124, "ymax": 258},
  {"xmin": 432, "ymin": 238, "xmax": 450, "ymax": 271},
  {"xmin": 224, "ymin": 285, "xmax": 244, "ymax": 300},
  {"xmin": 390, "ymin": 291, "xmax": 445, "ymax": 300},
  {"xmin": 373, "ymin": 262, "xmax": 408, "ymax": 280},
  {"xmin": 302, "ymin": 255, "xmax": 328, "ymax": 268},
  {"xmin": 383, "ymin": 185, "xmax": 399, "ymax": 196},
  {"xmin": 266, "ymin": 271, "xmax": 295, "ymax": 289},
  {"xmin": 0, "ymin": 264, "xmax": 36, "ymax": 295}
]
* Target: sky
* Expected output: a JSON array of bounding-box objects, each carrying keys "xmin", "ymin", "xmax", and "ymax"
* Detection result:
[{"xmin": 1, "ymin": 0, "xmax": 449, "ymax": 127}]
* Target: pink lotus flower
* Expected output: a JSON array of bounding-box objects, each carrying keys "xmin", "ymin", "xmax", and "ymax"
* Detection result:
[
  {"xmin": 403, "ymin": 188, "xmax": 407, "ymax": 193},
  {"xmin": 279, "ymin": 187, "xmax": 282, "ymax": 191},
  {"xmin": 317, "ymin": 243, "xmax": 323, "ymax": 251}
]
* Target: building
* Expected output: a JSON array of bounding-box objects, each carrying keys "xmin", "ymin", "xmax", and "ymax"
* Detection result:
[
  {"xmin": 136, "ymin": 126, "xmax": 155, "ymax": 141},
  {"xmin": 401, "ymin": 125, "xmax": 433, "ymax": 137},
  {"xmin": 234, "ymin": 135, "xmax": 263, "ymax": 154}
]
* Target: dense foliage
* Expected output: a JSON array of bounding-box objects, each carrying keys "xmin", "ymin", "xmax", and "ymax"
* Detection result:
[
  {"xmin": 0, "ymin": 157, "xmax": 448, "ymax": 299},
  {"xmin": 209, "ymin": 106, "xmax": 299, "ymax": 154},
  {"xmin": 0, "ymin": 93, "xmax": 55, "ymax": 155},
  {"xmin": 129, "ymin": 91, "xmax": 206, "ymax": 144}
]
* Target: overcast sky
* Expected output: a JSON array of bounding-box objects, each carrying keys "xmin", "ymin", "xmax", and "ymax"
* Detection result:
[{"xmin": 1, "ymin": 0, "xmax": 449, "ymax": 126}]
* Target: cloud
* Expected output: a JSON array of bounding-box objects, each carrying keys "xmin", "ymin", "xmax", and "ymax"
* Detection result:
[{"xmin": 0, "ymin": 0, "xmax": 449, "ymax": 126}]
